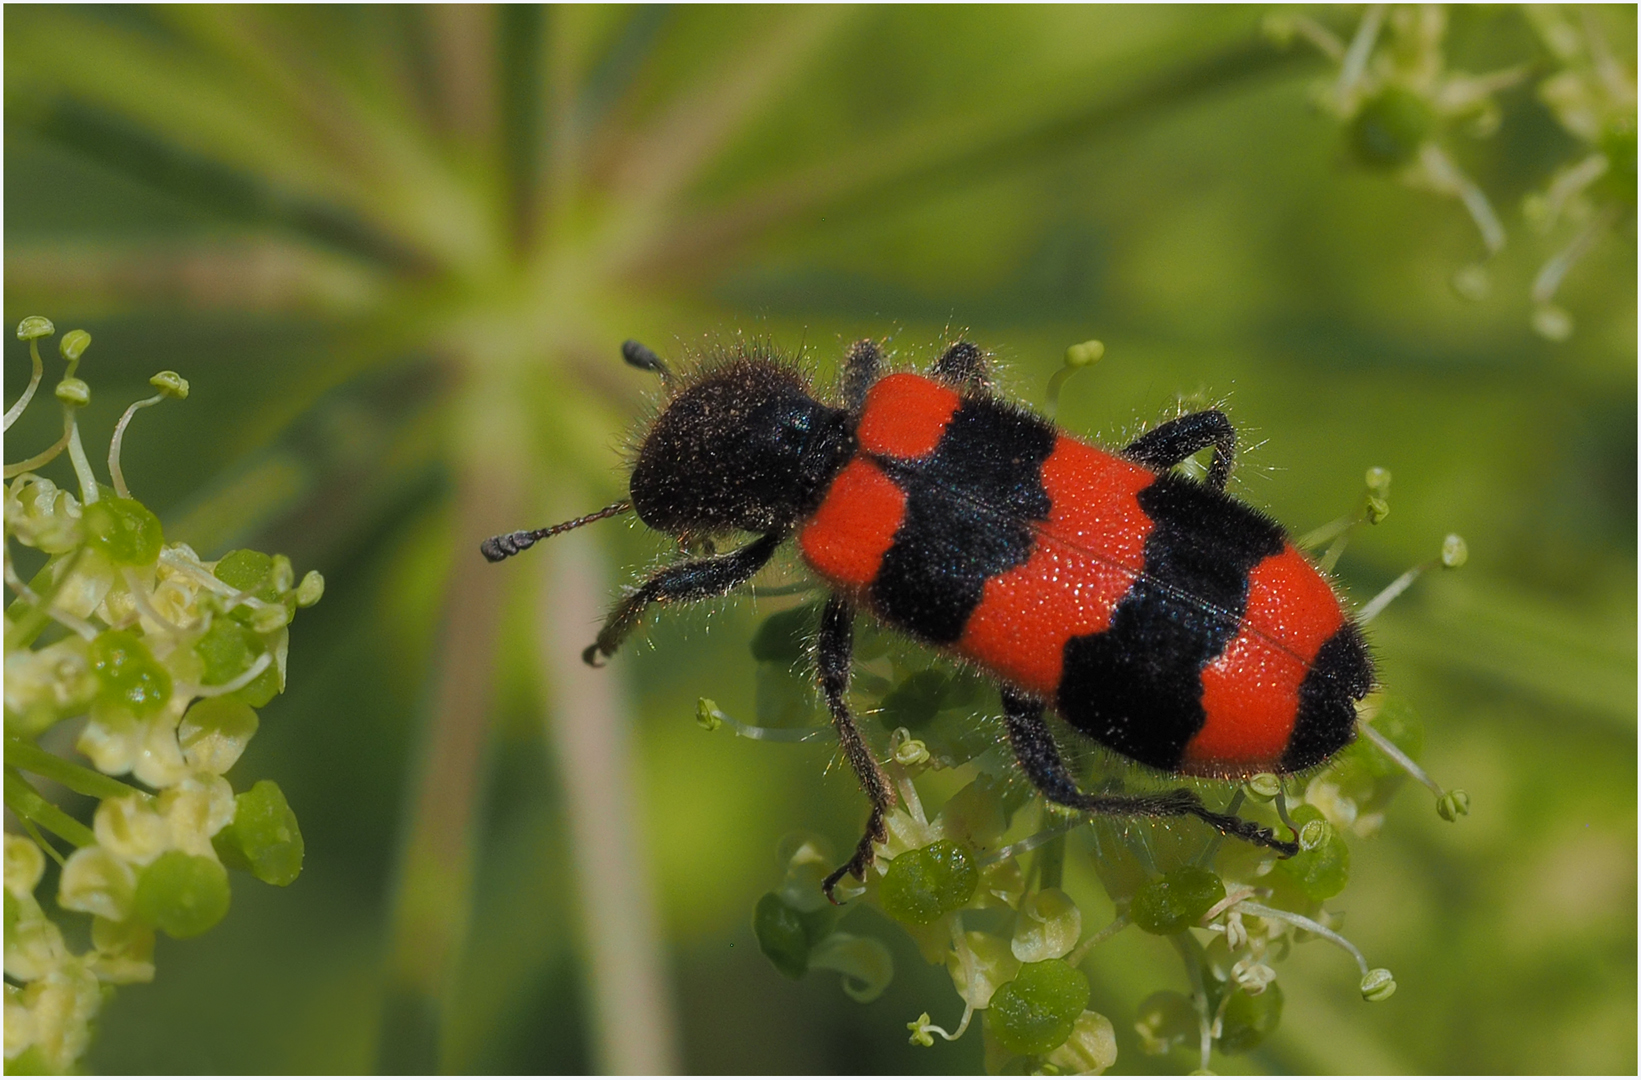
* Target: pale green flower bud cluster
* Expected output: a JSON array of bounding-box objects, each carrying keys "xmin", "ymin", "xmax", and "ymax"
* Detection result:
[
  {"xmin": 732, "ymin": 602, "xmax": 1452, "ymax": 1071},
  {"xmin": 1267, "ymin": 5, "xmax": 1634, "ymax": 338},
  {"xmin": 4, "ymin": 319, "xmax": 314, "ymax": 1073}
]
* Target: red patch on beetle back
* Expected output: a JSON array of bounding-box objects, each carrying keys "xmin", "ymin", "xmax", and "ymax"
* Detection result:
[
  {"xmin": 1185, "ymin": 544, "xmax": 1346, "ymax": 775},
  {"xmin": 799, "ymin": 458, "xmax": 906, "ymax": 590},
  {"xmin": 856, "ymin": 373, "xmax": 961, "ymax": 460},
  {"xmin": 957, "ymin": 436, "xmax": 1156, "ymax": 697}
]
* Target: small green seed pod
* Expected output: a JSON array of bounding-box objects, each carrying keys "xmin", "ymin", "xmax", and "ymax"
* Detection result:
[
  {"xmin": 90, "ymin": 630, "xmax": 174, "ymax": 720},
  {"xmin": 212, "ymin": 780, "xmax": 304, "ymax": 887},
  {"xmin": 986, "ymin": 959, "xmax": 1090, "ymax": 1057},
  {"xmin": 1129, "ymin": 866, "xmax": 1226, "ymax": 936},
  {"xmin": 877, "ymin": 839, "xmax": 978, "ymax": 925},
  {"xmin": 1217, "ymin": 982, "xmax": 1284, "ymax": 1054},
  {"xmin": 82, "ymin": 497, "xmax": 165, "ymax": 566},
  {"xmin": 134, "ymin": 851, "xmax": 231, "ymax": 938}
]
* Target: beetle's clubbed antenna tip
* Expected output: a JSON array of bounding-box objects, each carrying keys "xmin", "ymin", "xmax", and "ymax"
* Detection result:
[
  {"xmin": 480, "ymin": 501, "xmax": 633, "ymax": 563},
  {"xmin": 621, "ymin": 340, "xmax": 672, "ymax": 382}
]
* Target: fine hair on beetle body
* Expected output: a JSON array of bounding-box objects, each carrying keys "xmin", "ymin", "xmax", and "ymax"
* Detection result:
[{"xmin": 484, "ymin": 336, "xmax": 1374, "ymax": 901}]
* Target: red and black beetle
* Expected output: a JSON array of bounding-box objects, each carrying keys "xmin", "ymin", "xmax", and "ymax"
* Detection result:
[{"xmin": 484, "ymin": 339, "xmax": 1374, "ymax": 899}]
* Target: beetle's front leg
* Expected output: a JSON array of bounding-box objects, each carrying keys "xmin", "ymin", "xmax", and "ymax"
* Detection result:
[
  {"xmin": 817, "ymin": 593, "xmax": 895, "ymax": 902},
  {"xmin": 583, "ymin": 532, "xmax": 782, "ymax": 665}
]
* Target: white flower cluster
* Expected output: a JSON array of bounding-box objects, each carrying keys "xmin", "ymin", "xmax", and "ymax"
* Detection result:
[{"xmin": 5, "ymin": 319, "xmax": 317, "ymax": 1072}]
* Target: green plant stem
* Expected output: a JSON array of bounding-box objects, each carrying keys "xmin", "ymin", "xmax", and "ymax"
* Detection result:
[
  {"xmin": 379, "ymin": 463, "xmax": 519, "ymax": 1073},
  {"xmin": 4, "ymin": 767, "xmax": 97, "ymax": 849},
  {"xmin": 538, "ymin": 523, "xmax": 680, "ymax": 1075},
  {"xmin": 5, "ymin": 736, "xmax": 143, "ymax": 802}
]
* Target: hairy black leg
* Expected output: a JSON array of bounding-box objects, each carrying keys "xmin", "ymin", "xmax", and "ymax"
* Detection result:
[
  {"xmin": 817, "ymin": 594, "xmax": 895, "ymax": 902},
  {"xmin": 1001, "ymin": 688, "xmax": 1298, "ymax": 857},
  {"xmin": 583, "ymin": 532, "xmax": 781, "ymax": 665},
  {"xmin": 930, "ymin": 340, "xmax": 990, "ymax": 391},
  {"xmin": 1123, "ymin": 409, "xmax": 1237, "ymax": 491},
  {"xmin": 840, "ymin": 339, "xmax": 882, "ymax": 411}
]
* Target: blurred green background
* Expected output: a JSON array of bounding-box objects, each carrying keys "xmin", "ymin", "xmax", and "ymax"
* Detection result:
[{"xmin": 4, "ymin": 5, "xmax": 1634, "ymax": 1074}]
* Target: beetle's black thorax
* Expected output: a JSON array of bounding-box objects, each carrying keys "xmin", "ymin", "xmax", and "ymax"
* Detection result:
[{"xmin": 630, "ymin": 359, "xmax": 854, "ymax": 536}]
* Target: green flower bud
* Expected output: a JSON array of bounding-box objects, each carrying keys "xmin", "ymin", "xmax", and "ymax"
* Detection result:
[
  {"xmin": 90, "ymin": 630, "xmax": 172, "ymax": 719},
  {"xmin": 695, "ymin": 698, "xmax": 723, "ymax": 731},
  {"xmin": 89, "ymin": 917, "xmax": 156, "ymax": 985},
  {"xmin": 1011, "ymin": 888, "xmax": 1082, "ymax": 963},
  {"xmin": 1063, "ymin": 339, "xmax": 1104, "ymax": 368},
  {"xmin": 213, "ymin": 549, "xmax": 275, "ymax": 596},
  {"xmin": 1437, "ymin": 788, "xmax": 1470, "ymax": 822},
  {"xmin": 1350, "ymin": 86, "xmax": 1435, "ymax": 169},
  {"xmin": 877, "ymin": 839, "xmax": 978, "ymax": 925},
  {"xmin": 1130, "ymin": 866, "xmax": 1226, "ymax": 936},
  {"xmin": 211, "ymin": 780, "xmax": 303, "ymax": 886},
  {"xmin": 1440, "ymin": 534, "xmax": 1468, "ymax": 569},
  {"xmin": 986, "ymin": 959, "xmax": 1090, "ymax": 1057},
  {"xmin": 4, "ymin": 834, "xmax": 47, "ymax": 900},
  {"xmin": 947, "ymin": 929, "xmax": 1020, "ymax": 1009},
  {"xmin": 81, "ymin": 497, "xmax": 164, "ymax": 566},
  {"xmin": 1244, "ymin": 773, "xmax": 1282, "ymax": 801},
  {"xmin": 1360, "ymin": 967, "xmax": 1397, "ymax": 1001},
  {"xmin": 1273, "ymin": 804, "xmax": 1350, "ymax": 900},
  {"xmin": 1365, "ymin": 495, "xmax": 1390, "ymax": 524},
  {"xmin": 892, "ymin": 736, "xmax": 930, "ymax": 767},
  {"xmin": 295, "ymin": 570, "xmax": 325, "ymax": 607},
  {"xmin": 148, "ymin": 371, "xmax": 189, "ymax": 399},
  {"xmin": 194, "ymin": 620, "xmax": 262, "ymax": 684},
  {"xmin": 58, "ymin": 330, "xmax": 91, "ymax": 363},
  {"xmin": 753, "ymin": 891, "xmax": 818, "ymax": 979},
  {"xmin": 808, "ymin": 931, "xmax": 894, "ymax": 1003},
  {"xmin": 1217, "ymin": 982, "xmax": 1283, "ymax": 1054},
  {"xmin": 54, "ymin": 378, "xmax": 90, "ymax": 407},
  {"xmin": 134, "ymin": 851, "xmax": 230, "ymax": 938},
  {"xmin": 1364, "ymin": 467, "xmax": 1391, "ymax": 494},
  {"xmin": 57, "ymin": 846, "xmax": 137, "ymax": 922},
  {"xmin": 178, "ymin": 697, "xmax": 260, "ymax": 775},
  {"xmin": 93, "ymin": 795, "xmax": 169, "ymax": 865},
  {"xmin": 1045, "ymin": 1010, "xmax": 1117, "ymax": 1075},
  {"xmin": 16, "ymin": 316, "xmax": 54, "ymax": 341},
  {"xmin": 1135, "ymin": 990, "xmax": 1198, "ymax": 1056}
]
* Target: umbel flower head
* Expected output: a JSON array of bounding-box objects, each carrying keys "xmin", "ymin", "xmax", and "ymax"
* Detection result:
[{"xmin": 4, "ymin": 318, "xmax": 315, "ymax": 1073}]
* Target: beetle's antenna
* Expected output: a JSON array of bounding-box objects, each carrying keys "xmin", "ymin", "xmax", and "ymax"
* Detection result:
[
  {"xmin": 621, "ymin": 340, "xmax": 672, "ymax": 382},
  {"xmin": 480, "ymin": 501, "xmax": 632, "ymax": 562}
]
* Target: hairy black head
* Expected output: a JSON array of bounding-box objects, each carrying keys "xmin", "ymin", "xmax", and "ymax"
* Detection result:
[{"xmin": 630, "ymin": 360, "xmax": 853, "ymax": 536}]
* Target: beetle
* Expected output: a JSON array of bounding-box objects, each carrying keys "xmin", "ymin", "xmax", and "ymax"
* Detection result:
[{"xmin": 483, "ymin": 338, "xmax": 1374, "ymax": 900}]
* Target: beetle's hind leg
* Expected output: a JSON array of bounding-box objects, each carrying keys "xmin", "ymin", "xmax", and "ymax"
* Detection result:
[
  {"xmin": 1123, "ymin": 409, "xmax": 1237, "ymax": 491},
  {"xmin": 583, "ymin": 532, "xmax": 782, "ymax": 665},
  {"xmin": 1001, "ymin": 688, "xmax": 1298, "ymax": 857},
  {"xmin": 931, "ymin": 340, "xmax": 991, "ymax": 392},
  {"xmin": 817, "ymin": 594, "xmax": 896, "ymax": 903}
]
